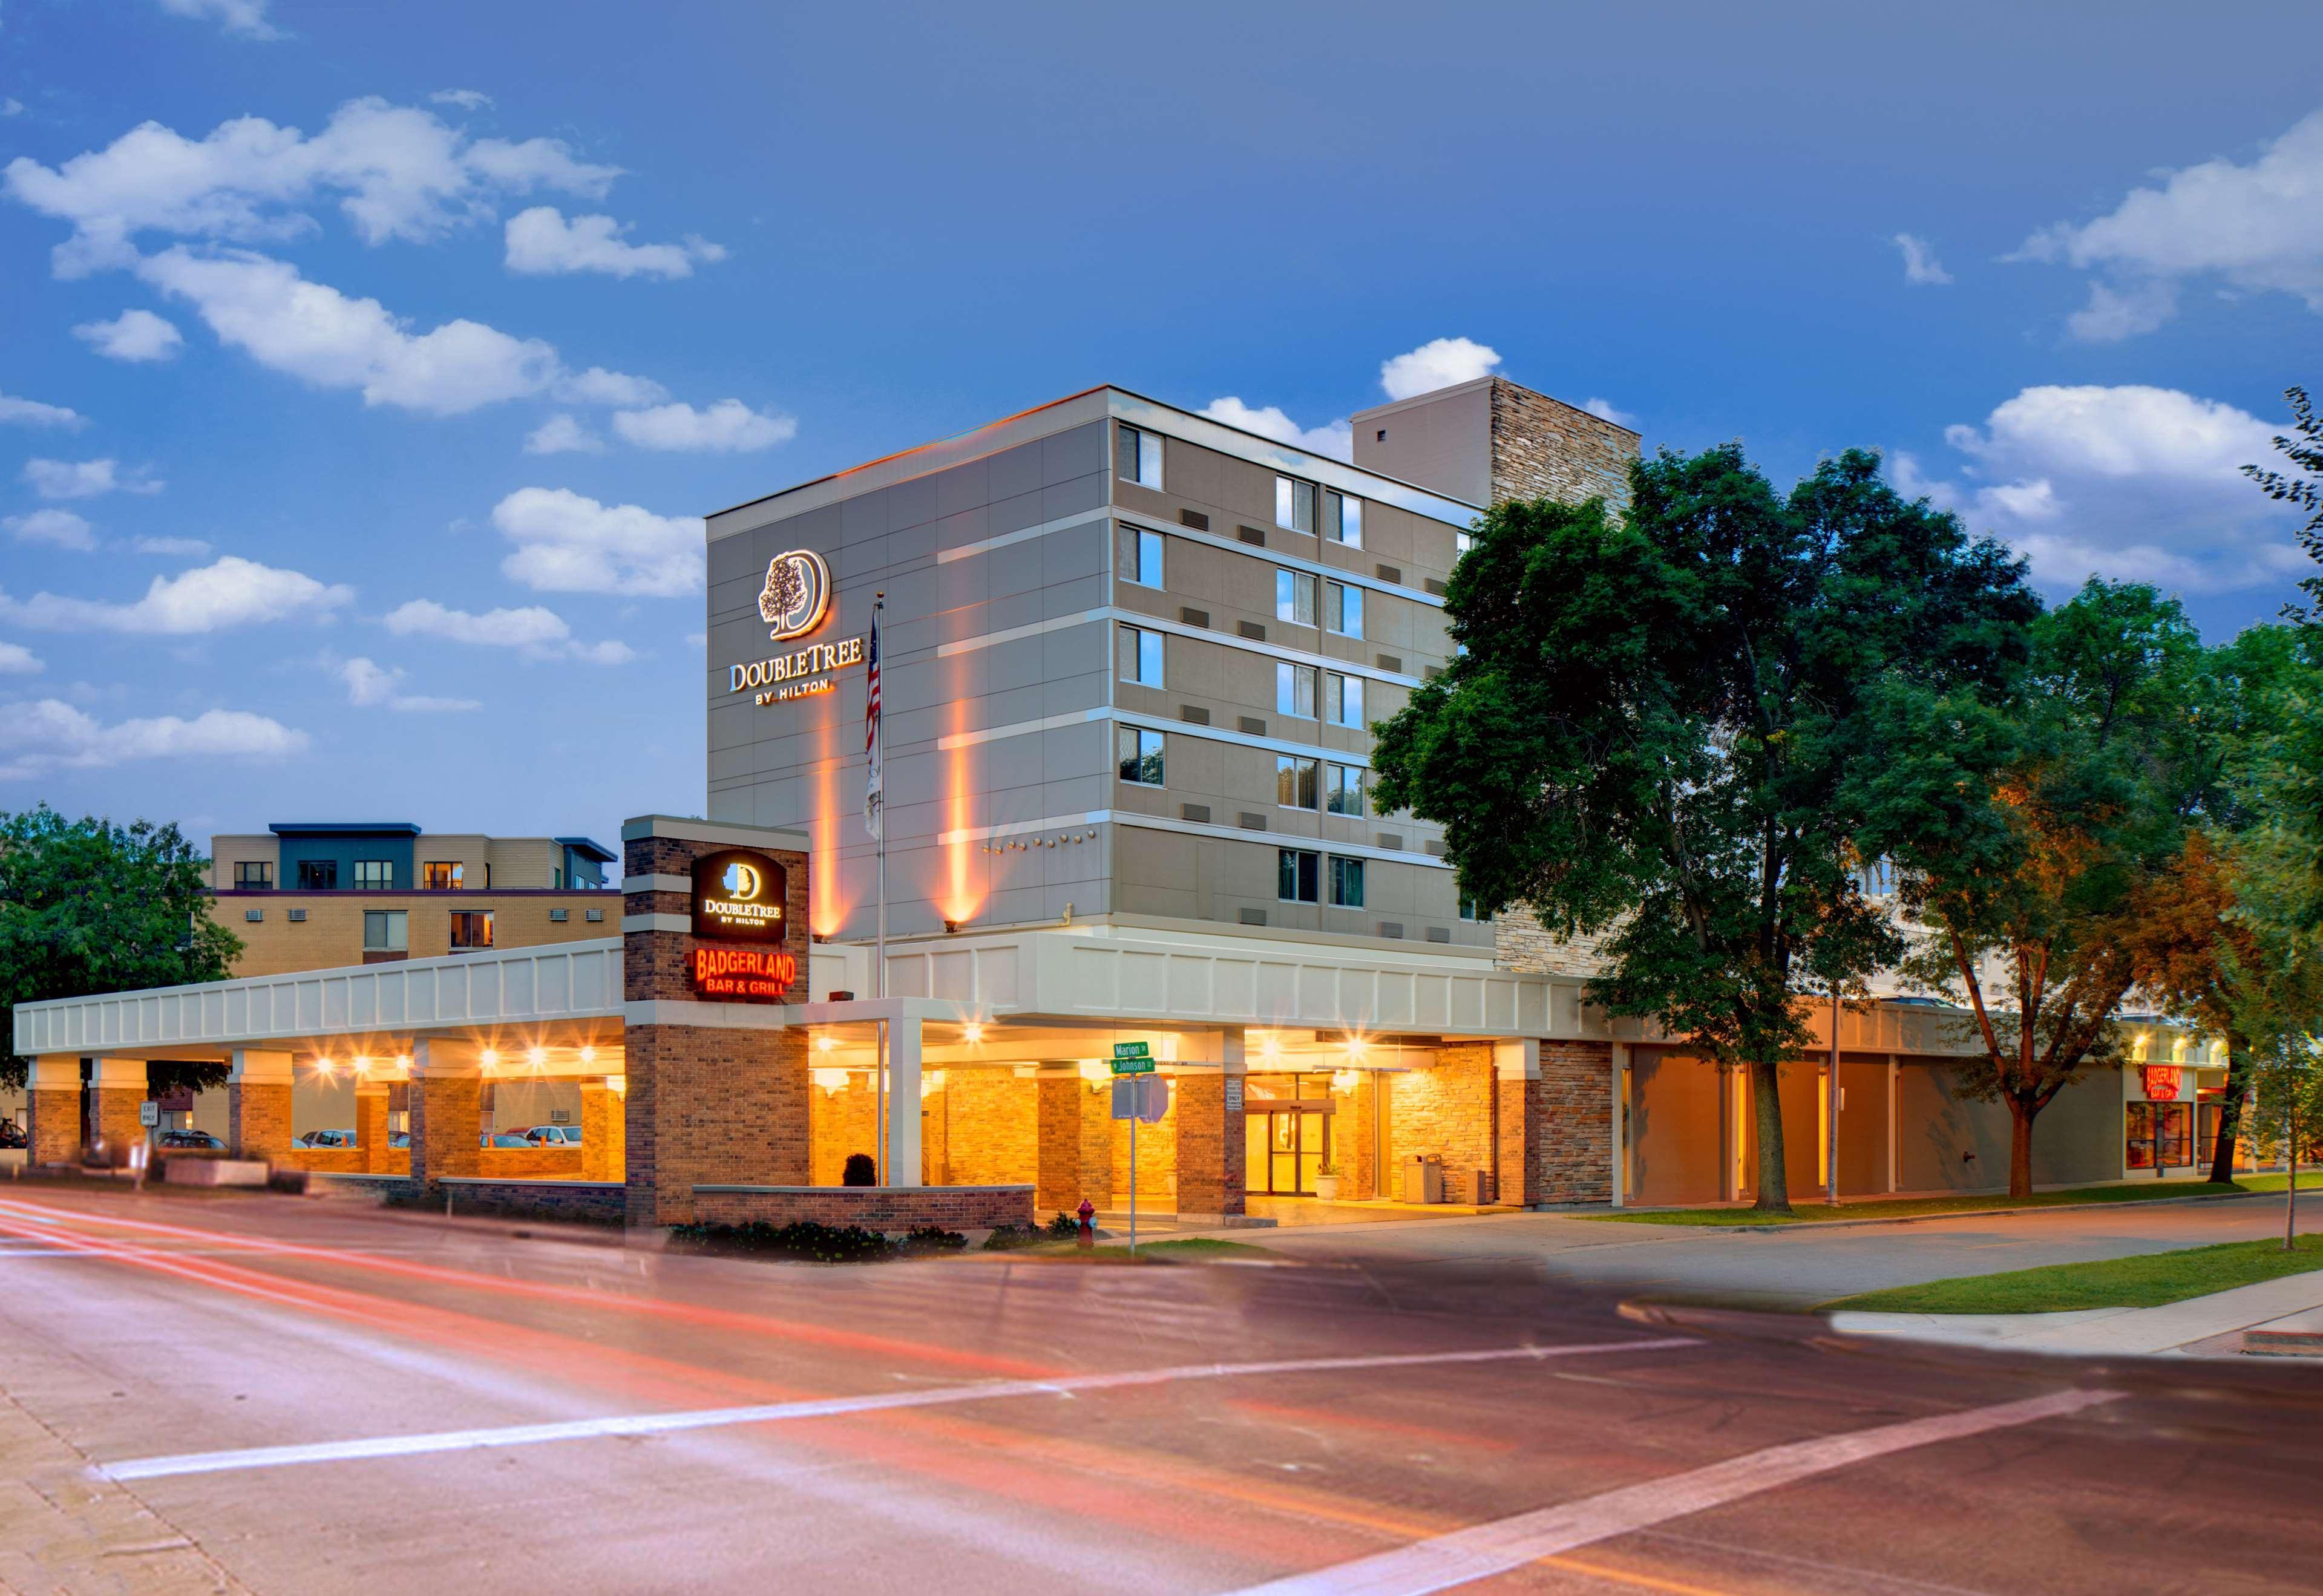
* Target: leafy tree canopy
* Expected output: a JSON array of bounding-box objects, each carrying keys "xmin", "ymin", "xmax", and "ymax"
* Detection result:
[
  {"xmin": 0, "ymin": 804, "xmax": 240, "ymax": 1095},
  {"xmin": 1373, "ymin": 443, "xmax": 2037, "ymax": 1209}
]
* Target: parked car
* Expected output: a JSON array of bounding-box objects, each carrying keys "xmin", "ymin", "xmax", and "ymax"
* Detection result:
[
  {"xmin": 298, "ymin": 1128, "xmax": 358, "ymax": 1149},
  {"xmin": 390, "ymin": 1131, "xmax": 410, "ymax": 1148},
  {"xmin": 157, "ymin": 1129, "xmax": 226, "ymax": 1150},
  {"xmin": 479, "ymin": 1132, "xmax": 532, "ymax": 1148},
  {"xmin": 522, "ymin": 1125, "xmax": 582, "ymax": 1146},
  {"xmin": 0, "ymin": 1120, "xmax": 27, "ymax": 1150}
]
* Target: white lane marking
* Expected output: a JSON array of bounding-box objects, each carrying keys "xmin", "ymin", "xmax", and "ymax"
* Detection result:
[
  {"xmin": 97, "ymin": 1336, "xmax": 1695, "ymax": 1482},
  {"xmin": 1219, "ymin": 1387, "xmax": 2121, "ymax": 1596}
]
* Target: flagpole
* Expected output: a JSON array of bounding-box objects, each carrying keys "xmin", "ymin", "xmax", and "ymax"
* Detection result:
[{"xmin": 873, "ymin": 591, "xmax": 888, "ymax": 1186}]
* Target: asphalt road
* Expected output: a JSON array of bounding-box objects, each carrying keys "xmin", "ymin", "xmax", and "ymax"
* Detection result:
[
  {"xmin": 1250, "ymin": 1192, "xmax": 2323, "ymax": 1307},
  {"xmin": 3, "ymin": 1187, "xmax": 2321, "ymax": 1595}
]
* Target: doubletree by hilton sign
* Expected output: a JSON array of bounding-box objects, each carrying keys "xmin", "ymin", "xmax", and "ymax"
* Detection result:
[
  {"xmin": 729, "ymin": 548, "xmax": 865, "ymax": 707},
  {"xmin": 689, "ymin": 848, "xmax": 797, "ymax": 1002}
]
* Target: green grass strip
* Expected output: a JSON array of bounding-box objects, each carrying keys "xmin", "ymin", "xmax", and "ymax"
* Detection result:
[
  {"xmin": 1589, "ymin": 1180, "xmax": 2249, "ymax": 1226},
  {"xmin": 1822, "ymin": 1233, "xmax": 2323, "ymax": 1314}
]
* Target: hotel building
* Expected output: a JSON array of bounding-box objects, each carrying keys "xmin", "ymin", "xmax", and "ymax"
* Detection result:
[{"xmin": 6, "ymin": 377, "xmax": 2243, "ymax": 1225}]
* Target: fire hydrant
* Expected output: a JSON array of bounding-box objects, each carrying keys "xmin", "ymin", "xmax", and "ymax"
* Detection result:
[{"xmin": 1076, "ymin": 1197, "xmax": 1095, "ymax": 1249}]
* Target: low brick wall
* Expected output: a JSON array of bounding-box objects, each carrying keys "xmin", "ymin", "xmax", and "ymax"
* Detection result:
[
  {"xmin": 479, "ymin": 1145, "xmax": 585, "ymax": 1179},
  {"xmin": 438, "ymin": 1178, "xmax": 626, "ymax": 1225},
  {"xmin": 690, "ymin": 1184, "xmax": 1034, "ymax": 1232}
]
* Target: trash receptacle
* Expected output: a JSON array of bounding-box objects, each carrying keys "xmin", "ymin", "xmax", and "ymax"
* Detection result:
[{"xmin": 1401, "ymin": 1154, "xmax": 1443, "ymax": 1204}]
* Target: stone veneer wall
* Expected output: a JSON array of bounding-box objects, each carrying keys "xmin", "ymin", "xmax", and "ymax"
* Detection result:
[
  {"xmin": 1488, "ymin": 379, "xmax": 1639, "ymax": 511},
  {"xmin": 623, "ymin": 826, "xmax": 813, "ymax": 1227},
  {"xmin": 691, "ymin": 1184, "xmax": 1033, "ymax": 1232},
  {"xmin": 1535, "ymin": 1040, "xmax": 1613, "ymax": 1202},
  {"xmin": 1391, "ymin": 1044, "xmax": 1499, "ymax": 1197},
  {"xmin": 1489, "ymin": 908, "xmax": 1613, "ymax": 979}
]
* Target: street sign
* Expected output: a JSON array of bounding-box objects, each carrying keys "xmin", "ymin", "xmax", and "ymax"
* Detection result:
[
  {"xmin": 1110, "ymin": 1040, "xmax": 1154, "ymax": 1074},
  {"xmin": 1110, "ymin": 1075, "xmax": 1167, "ymax": 1122},
  {"xmin": 138, "ymin": 1100, "xmax": 158, "ymax": 1128}
]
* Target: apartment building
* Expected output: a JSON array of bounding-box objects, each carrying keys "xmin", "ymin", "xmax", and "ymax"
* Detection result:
[{"xmin": 206, "ymin": 822, "xmax": 618, "ymax": 977}]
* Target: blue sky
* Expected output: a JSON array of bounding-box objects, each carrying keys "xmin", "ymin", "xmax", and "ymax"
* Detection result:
[{"xmin": 2, "ymin": 1, "xmax": 2318, "ymax": 847}]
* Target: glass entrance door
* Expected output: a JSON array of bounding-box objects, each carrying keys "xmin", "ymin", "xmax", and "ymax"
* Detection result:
[{"xmin": 1245, "ymin": 1105, "xmax": 1329, "ymax": 1195}]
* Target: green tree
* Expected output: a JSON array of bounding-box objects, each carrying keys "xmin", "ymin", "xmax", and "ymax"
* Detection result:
[
  {"xmin": 1855, "ymin": 581, "xmax": 2217, "ymax": 1199},
  {"xmin": 2244, "ymin": 384, "xmax": 2323, "ymax": 624},
  {"xmin": 1372, "ymin": 445, "xmax": 2037, "ymax": 1212},
  {"xmin": 0, "ymin": 805, "xmax": 241, "ymax": 1097}
]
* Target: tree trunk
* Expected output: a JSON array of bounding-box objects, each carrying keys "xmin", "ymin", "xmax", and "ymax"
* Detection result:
[
  {"xmin": 2007, "ymin": 1096, "xmax": 2035, "ymax": 1200},
  {"xmin": 2287, "ymin": 1107, "xmax": 2299, "ymax": 1255},
  {"xmin": 1750, "ymin": 1055, "xmax": 1791, "ymax": 1214},
  {"xmin": 2207, "ymin": 1036, "xmax": 2250, "ymax": 1187}
]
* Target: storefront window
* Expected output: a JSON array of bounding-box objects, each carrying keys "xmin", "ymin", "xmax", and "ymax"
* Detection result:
[{"xmin": 2126, "ymin": 1102, "xmax": 2192, "ymax": 1169}]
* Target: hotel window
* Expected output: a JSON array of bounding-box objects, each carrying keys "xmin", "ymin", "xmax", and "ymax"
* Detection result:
[
  {"xmin": 1115, "ymin": 423, "xmax": 1163, "ymax": 490},
  {"xmin": 1326, "ymin": 764, "xmax": 1365, "ymax": 816},
  {"xmin": 362, "ymin": 909, "xmax": 407, "ymax": 952},
  {"xmin": 1458, "ymin": 897, "xmax": 1493, "ymax": 923},
  {"xmin": 353, "ymin": 859, "xmax": 394, "ymax": 891},
  {"xmin": 1276, "ymin": 661, "xmax": 1317, "ymax": 719},
  {"xmin": 297, "ymin": 860, "xmax": 338, "ymax": 891},
  {"xmin": 1117, "ymin": 727, "xmax": 1165, "ymax": 787},
  {"xmin": 1277, "ymin": 848, "xmax": 1319, "ymax": 903},
  {"xmin": 1276, "ymin": 754, "xmax": 1319, "ymax": 810},
  {"xmin": 1328, "ymin": 856, "xmax": 1365, "ymax": 909},
  {"xmin": 1327, "ymin": 581, "xmax": 1365, "ymax": 638},
  {"xmin": 422, "ymin": 862, "xmax": 464, "ymax": 891},
  {"xmin": 1325, "ymin": 491, "xmax": 1362, "ymax": 547},
  {"xmin": 234, "ymin": 860, "xmax": 274, "ymax": 889},
  {"xmin": 1275, "ymin": 568, "xmax": 1317, "ymax": 627},
  {"xmin": 1325, "ymin": 672, "xmax": 1365, "ymax": 728},
  {"xmin": 1118, "ymin": 525, "xmax": 1164, "ymax": 588},
  {"xmin": 450, "ymin": 911, "xmax": 494, "ymax": 952},
  {"xmin": 1117, "ymin": 623, "xmax": 1164, "ymax": 687},
  {"xmin": 1274, "ymin": 476, "xmax": 1316, "ymax": 534}
]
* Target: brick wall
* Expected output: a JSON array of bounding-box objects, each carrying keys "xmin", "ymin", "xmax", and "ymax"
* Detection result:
[
  {"xmin": 26, "ymin": 1086, "xmax": 76, "ymax": 1165},
  {"xmin": 439, "ymin": 1179, "xmax": 626, "ymax": 1226},
  {"xmin": 579, "ymin": 1082, "xmax": 623, "ymax": 1181},
  {"xmin": 808, "ymin": 1077, "xmax": 878, "ymax": 1185},
  {"xmin": 691, "ymin": 1184, "xmax": 1033, "ymax": 1232},
  {"xmin": 1537, "ymin": 1040, "xmax": 1613, "ymax": 1202},
  {"xmin": 356, "ymin": 1090, "xmax": 392, "ymax": 1174},
  {"xmin": 91, "ymin": 1087, "xmax": 143, "ymax": 1156},
  {"xmin": 229, "ymin": 1081, "xmax": 293, "ymax": 1161},
  {"xmin": 1392, "ymin": 1045, "xmax": 1498, "ymax": 1191},
  {"xmin": 206, "ymin": 889, "xmax": 618, "ymax": 979},
  {"xmin": 1488, "ymin": 379, "xmax": 1638, "ymax": 511},
  {"xmin": 1497, "ymin": 1077, "xmax": 1537, "ymax": 1206},
  {"xmin": 1110, "ymin": 1081, "xmax": 1177, "ymax": 1203},
  {"xmin": 1172, "ymin": 1074, "xmax": 1243, "ymax": 1217},
  {"xmin": 933, "ymin": 1072, "xmax": 1038, "ymax": 1186},
  {"xmin": 410, "ymin": 1073, "xmax": 480, "ymax": 1186}
]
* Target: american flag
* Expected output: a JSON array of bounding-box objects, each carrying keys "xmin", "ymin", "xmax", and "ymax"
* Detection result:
[{"xmin": 863, "ymin": 601, "xmax": 883, "ymax": 840}]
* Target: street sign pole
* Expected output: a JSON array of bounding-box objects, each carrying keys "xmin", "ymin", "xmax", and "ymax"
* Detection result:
[
  {"xmin": 1129, "ymin": 1108, "xmax": 1137, "ymax": 1256},
  {"xmin": 1110, "ymin": 1041, "xmax": 1155, "ymax": 1257}
]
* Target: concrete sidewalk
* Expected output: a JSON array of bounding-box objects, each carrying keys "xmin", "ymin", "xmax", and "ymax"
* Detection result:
[{"xmin": 1828, "ymin": 1267, "xmax": 2323, "ymax": 1358}]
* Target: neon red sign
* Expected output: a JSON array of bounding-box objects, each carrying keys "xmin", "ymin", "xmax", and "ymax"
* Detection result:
[
  {"xmin": 2141, "ymin": 1065, "xmax": 2183, "ymax": 1102},
  {"xmin": 691, "ymin": 945, "xmax": 798, "ymax": 1003}
]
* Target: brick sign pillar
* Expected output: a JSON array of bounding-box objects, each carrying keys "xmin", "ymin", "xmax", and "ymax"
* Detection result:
[
  {"xmin": 620, "ymin": 815, "xmax": 812, "ymax": 1229},
  {"xmin": 227, "ymin": 1048, "xmax": 294, "ymax": 1162},
  {"xmin": 25, "ymin": 1055, "xmax": 80, "ymax": 1165}
]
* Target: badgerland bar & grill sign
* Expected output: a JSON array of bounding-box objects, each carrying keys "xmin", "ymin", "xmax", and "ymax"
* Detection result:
[{"xmin": 690, "ymin": 848, "xmax": 797, "ymax": 1002}]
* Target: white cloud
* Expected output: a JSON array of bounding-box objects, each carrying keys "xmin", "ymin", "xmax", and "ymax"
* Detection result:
[
  {"xmin": 1582, "ymin": 396, "xmax": 1639, "ymax": 429},
  {"xmin": 430, "ymin": 89, "xmax": 494, "ymax": 111},
  {"xmin": 1, "ymin": 101, "xmax": 24, "ymax": 119},
  {"xmin": 137, "ymin": 246, "xmax": 557, "ymax": 414},
  {"xmin": 382, "ymin": 597, "xmax": 634, "ymax": 663},
  {"xmin": 5, "ymin": 509, "xmax": 97, "ymax": 550},
  {"xmin": 73, "ymin": 306, "xmax": 185, "ymax": 361},
  {"xmin": 0, "ymin": 643, "xmax": 42, "ymax": 675},
  {"xmin": 133, "ymin": 535, "xmax": 212, "ymax": 556},
  {"xmin": 1896, "ymin": 384, "xmax": 2305, "ymax": 593},
  {"xmin": 488, "ymin": 486, "xmax": 703, "ymax": 595},
  {"xmin": 155, "ymin": 0, "xmax": 282, "ymax": 40},
  {"xmin": 1379, "ymin": 336, "xmax": 1501, "ymax": 401},
  {"xmin": 1, "ymin": 95, "xmax": 618, "ymax": 275},
  {"xmin": 2019, "ymin": 108, "xmax": 2323, "ymax": 339},
  {"xmin": 525, "ymin": 414, "xmax": 604, "ymax": 454},
  {"xmin": 0, "ymin": 699, "xmax": 308, "ymax": 782},
  {"xmin": 0, "ymin": 555, "xmax": 352, "ymax": 632},
  {"xmin": 339, "ymin": 655, "xmax": 480, "ymax": 712},
  {"xmin": 0, "ymin": 390, "xmax": 86, "ymax": 428},
  {"xmin": 1891, "ymin": 232, "xmax": 1953, "ymax": 286},
  {"xmin": 551, "ymin": 366, "xmax": 667, "ymax": 406},
  {"xmin": 1197, "ymin": 397, "xmax": 1353, "ymax": 460},
  {"xmin": 611, "ymin": 399, "xmax": 795, "ymax": 453},
  {"xmin": 504, "ymin": 206, "xmax": 725, "ymax": 280},
  {"xmin": 22, "ymin": 457, "xmax": 163, "ymax": 499}
]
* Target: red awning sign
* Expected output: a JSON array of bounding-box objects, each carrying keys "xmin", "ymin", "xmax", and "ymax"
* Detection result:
[
  {"xmin": 2141, "ymin": 1064, "xmax": 2183, "ymax": 1102},
  {"xmin": 691, "ymin": 945, "xmax": 798, "ymax": 1003}
]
